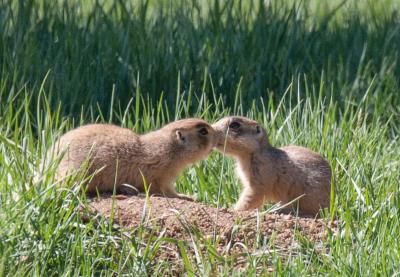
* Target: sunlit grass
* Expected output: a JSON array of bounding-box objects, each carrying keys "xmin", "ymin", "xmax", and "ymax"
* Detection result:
[{"xmin": 1, "ymin": 76, "xmax": 399, "ymax": 275}]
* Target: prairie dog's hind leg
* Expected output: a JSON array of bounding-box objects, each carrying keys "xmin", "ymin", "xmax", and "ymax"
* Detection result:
[{"xmin": 234, "ymin": 187, "xmax": 265, "ymax": 211}]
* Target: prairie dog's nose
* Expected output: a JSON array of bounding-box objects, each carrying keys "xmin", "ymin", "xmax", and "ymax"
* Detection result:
[
  {"xmin": 211, "ymin": 118, "xmax": 227, "ymax": 131},
  {"xmin": 212, "ymin": 121, "xmax": 228, "ymax": 146}
]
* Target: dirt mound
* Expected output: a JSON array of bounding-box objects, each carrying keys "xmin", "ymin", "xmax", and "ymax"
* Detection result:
[{"xmin": 88, "ymin": 194, "xmax": 336, "ymax": 254}]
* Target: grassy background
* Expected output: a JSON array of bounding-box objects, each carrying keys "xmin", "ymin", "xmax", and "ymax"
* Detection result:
[{"xmin": 0, "ymin": 0, "xmax": 399, "ymax": 275}]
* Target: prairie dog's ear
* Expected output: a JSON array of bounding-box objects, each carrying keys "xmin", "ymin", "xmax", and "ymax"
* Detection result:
[{"xmin": 176, "ymin": 130, "xmax": 186, "ymax": 143}]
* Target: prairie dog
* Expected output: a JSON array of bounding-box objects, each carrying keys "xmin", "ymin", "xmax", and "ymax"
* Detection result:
[
  {"xmin": 212, "ymin": 116, "xmax": 331, "ymax": 215},
  {"xmin": 50, "ymin": 119, "xmax": 215, "ymax": 199}
]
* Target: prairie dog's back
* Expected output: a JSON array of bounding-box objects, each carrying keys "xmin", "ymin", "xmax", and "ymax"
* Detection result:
[
  {"xmin": 59, "ymin": 124, "xmax": 139, "ymax": 145},
  {"xmin": 55, "ymin": 124, "xmax": 139, "ymax": 166},
  {"xmin": 280, "ymin": 146, "xmax": 331, "ymax": 185},
  {"xmin": 51, "ymin": 124, "xmax": 141, "ymax": 184}
]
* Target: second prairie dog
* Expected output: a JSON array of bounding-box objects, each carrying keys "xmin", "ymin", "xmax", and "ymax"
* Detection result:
[
  {"xmin": 50, "ymin": 119, "xmax": 215, "ymax": 200},
  {"xmin": 212, "ymin": 116, "xmax": 331, "ymax": 215}
]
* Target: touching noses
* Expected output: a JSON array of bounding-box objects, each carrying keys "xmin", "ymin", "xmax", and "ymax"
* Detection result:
[{"xmin": 211, "ymin": 124, "xmax": 227, "ymax": 146}]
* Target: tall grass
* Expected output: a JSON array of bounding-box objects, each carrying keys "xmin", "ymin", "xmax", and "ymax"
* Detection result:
[{"xmin": 1, "ymin": 0, "xmax": 400, "ymax": 275}]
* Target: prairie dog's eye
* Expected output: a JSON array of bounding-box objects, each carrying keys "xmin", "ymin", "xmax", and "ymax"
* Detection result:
[
  {"xmin": 256, "ymin": 126, "xmax": 261, "ymax": 133},
  {"xmin": 198, "ymin": 127, "xmax": 208, "ymax": 135},
  {"xmin": 229, "ymin": 122, "xmax": 241, "ymax": 129}
]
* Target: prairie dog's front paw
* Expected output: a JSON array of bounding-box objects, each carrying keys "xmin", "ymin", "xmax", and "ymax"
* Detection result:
[{"xmin": 234, "ymin": 203, "xmax": 249, "ymax": 211}]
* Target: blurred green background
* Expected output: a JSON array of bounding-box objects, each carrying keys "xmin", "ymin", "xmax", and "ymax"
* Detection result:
[{"xmin": 1, "ymin": 0, "xmax": 399, "ymax": 116}]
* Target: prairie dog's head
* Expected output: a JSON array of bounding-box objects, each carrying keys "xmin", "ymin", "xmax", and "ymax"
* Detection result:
[
  {"xmin": 162, "ymin": 118, "xmax": 216, "ymax": 162},
  {"xmin": 212, "ymin": 116, "xmax": 269, "ymax": 157}
]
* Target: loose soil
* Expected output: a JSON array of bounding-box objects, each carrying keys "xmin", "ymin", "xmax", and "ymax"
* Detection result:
[{"xmin": 88, "ymin": 194, "xmax": 337, "ymax": 257}]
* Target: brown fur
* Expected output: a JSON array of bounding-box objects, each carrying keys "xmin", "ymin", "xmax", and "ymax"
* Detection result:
[
  {"xmin": 49, "ymin": 119, "xmax": 215, "ymax": 200},
  {"xmin": 212, "ymin": 116, "xmax": 331, "ymax": 215}
]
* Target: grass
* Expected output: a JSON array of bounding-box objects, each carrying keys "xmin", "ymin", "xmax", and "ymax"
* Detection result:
[{"xmin": 1, "ymin": 0, "xmax": 400, "ymax": 275}]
